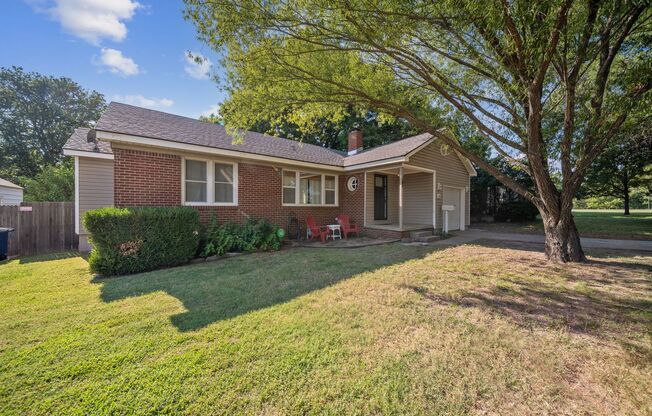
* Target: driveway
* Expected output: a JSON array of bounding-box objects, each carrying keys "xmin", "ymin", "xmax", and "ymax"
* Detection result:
[{"xmin": 441, "ymin": 229, "xmax": 652, "ymax": 252}]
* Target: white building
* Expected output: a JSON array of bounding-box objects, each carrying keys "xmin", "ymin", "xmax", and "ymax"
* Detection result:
[{"xmin": 0, "ymin": 178, "xmax": 24, "ymax": 205}]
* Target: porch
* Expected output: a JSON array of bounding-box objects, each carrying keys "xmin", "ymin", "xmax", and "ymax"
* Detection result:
[{"xmin": 361, "ymin": 163, "xmax": 466, "ymax": 233}]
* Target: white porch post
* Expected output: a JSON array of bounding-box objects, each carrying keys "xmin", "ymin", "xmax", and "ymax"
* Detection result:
[
  {"xmin": 399, "ymin": 167, "xmax": 404, "ymax": 230},
  {"xmin": 432, "ymin": 171, "xmax": 436, "ymax": 229}
]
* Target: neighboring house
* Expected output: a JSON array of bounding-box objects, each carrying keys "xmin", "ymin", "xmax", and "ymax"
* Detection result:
[
  {"xmin": 63, "ymin": 102, "xmax": 476, "ymax": 251},
  {"xmin": 0, "ymin": 178, "xmax": 23, "ymax": 206}
]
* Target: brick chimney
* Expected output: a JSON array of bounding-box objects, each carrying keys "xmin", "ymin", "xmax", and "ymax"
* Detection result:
[{"xmin": 347, "ymin": 128, "xmax": 363, "ymax": 155}]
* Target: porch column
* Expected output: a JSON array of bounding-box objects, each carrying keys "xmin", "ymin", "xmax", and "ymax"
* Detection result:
[{"xmin": 399, "ymin": 167, "xmax": 404, "ymax": 230}]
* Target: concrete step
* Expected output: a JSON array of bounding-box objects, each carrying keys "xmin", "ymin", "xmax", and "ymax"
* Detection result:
[
  {"xmin": 416, "ymin": 235, "xmax": 440, "ymax": 243},
  {"xmin": 410, "ymin": 230, "xmax": 433, "ymax": 238}
]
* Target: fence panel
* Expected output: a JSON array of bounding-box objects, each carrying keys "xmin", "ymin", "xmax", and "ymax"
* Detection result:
[{"xmin": 0, "ymin": 202, "xmax": 77, "ymax": 256}]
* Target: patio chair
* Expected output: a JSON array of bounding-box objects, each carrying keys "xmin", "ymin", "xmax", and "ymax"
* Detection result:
[
  {"xmin": 306, "ymin": 217, "xmax": 328, "ymax": 243},
  {"xmin": 336, "ymin": 214, "xmax": 360, "ymax": 239}
]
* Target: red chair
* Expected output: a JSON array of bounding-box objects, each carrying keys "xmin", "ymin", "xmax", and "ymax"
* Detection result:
[
  {"xmin": 306, "ymin": 217, "xmax": 328, "ymax": 243},
  {"xmin": 336, "ymin": 214, "xmax": 360, "ymax": 239}
]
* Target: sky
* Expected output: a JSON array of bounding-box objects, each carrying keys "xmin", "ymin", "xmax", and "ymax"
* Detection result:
[{"xmin": 0, "ymin": 0, "xmax": 225, "ymax": 118}]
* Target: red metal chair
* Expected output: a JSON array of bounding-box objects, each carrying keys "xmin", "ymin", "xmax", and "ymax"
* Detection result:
[
  {"xmin": 306, "ymin": 217, "xmax": 328, "ymax": 243},
  {"xmin": 336, "ymin": 214, "xmax": 360, "ymax": 239}
]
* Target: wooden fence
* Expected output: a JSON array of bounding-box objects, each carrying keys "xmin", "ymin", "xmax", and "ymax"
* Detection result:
[{"xmin": 0, "ymin": 202, "xmax": 77, "ymax": 256}]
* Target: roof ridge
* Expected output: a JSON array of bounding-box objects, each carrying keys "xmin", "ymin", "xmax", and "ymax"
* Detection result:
[{"xmin": 343, "ymin": 132, "xmax": 432, "ymax": 157}]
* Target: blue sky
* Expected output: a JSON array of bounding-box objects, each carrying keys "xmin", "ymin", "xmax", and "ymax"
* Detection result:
[{"xmin": 0, "ymin": 0, "xmax": 225, "ymax": 118}]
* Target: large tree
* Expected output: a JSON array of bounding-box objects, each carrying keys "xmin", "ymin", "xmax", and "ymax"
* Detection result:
[
  {"xmin": 185, "ymin": 0, "xmax": 651, "ymax": 262},
  {"xmin": 581, "ymin": 113, "xmax": 652, "ymax": 215},
  {"xmin": 0, "ymin": 66, "xmax": 105, "ymax": 180},
  {"xmin": 220, "ymin": 104, "xmax": 420, "ymax": 151}
]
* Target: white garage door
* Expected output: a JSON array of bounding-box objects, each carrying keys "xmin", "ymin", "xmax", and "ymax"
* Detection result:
[{"xmin": 443, "ymin": 187, "xmax": 461, "ymax": 230}]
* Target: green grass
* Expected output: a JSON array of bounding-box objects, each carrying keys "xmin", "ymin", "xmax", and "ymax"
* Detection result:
[
  {"xmin": 1, "ymin": 243, "xmax": 651, "ymax": 415},
  {"xmin": 477, "ymin": 209, "xmax": 652, "ymax": 240}
]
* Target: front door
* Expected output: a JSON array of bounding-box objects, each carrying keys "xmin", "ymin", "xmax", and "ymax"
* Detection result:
[{"xmin": 374, "ymin": 174, "xmax": 388, "ymax": 220}]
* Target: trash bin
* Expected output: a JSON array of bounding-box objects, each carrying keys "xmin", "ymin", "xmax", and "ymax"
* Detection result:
[{"xmin": 0, "ymin": 228, "xmax": 14, "ymax": 261}]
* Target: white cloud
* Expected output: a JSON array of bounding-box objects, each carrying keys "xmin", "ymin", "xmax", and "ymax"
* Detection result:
[
  {"xmin": 113, "ymin": 95, "xmax": 174, "ymax": 109},
  {"xmin": 36, "ymin": 0, "xmax": 141, "ymax": 45},
  {"xmin": 200, "ymin": 104, "xmax": 221, "ymax": 118},
  {"xmin": 184, "ymin": 52, "xmax": 212, "ymax": 80},
  {"xmin": 97, "ymin": 48, "xmax": 140, "ymax": 76}
]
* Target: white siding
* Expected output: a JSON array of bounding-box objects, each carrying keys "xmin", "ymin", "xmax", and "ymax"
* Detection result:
[
  {"xmin": 78, "ymin": 157, "xmax": 114, "ymax": 237},
  {"xmin": 0, "ymin": 186, "xmax": 23, "ymax": 205}
]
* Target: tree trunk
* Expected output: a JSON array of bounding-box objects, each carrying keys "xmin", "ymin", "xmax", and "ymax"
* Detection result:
[
  {"xmin": 541, "ymin": 212, "xmax": 586, "ymax": 263},
  {"xmin": 623, "ymin": 171, "xmax": 630, "ymax": 215}
]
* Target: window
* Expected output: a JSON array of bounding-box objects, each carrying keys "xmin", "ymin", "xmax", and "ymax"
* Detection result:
[
  {"xmin": 214, "ymin": 163, "xmax": 234, "ymax": 203},
  {"xmin": 325, "ymin": 175, "xmax": 336, "ymax": 204},
  {"xmin": 183, "ymin": 158, "xmax": 237, "ymax": 206},
  {"xmin": 300, "ymin": 173, "xmax": 321, "ymax": 204},
  {"xmin": 282, "ymin": 171, "xmax": 296, "ymax": 204},
  {"xmin": 282, "ymin": 170, "xmax": 338, "ymax": 206},
  {"xmin": 185, "ymin": 160, "xmax": 207, "ymax": 203}
]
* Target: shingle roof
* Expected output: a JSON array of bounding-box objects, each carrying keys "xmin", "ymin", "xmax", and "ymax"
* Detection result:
[
  {"xmin": 0, "ymin": 178, "xmax": 23, "ymax": 189},
  {"xmin": 95, "ymin": 102, "xmax": 344, "ymax": 166},
  {"xmin": 63, "ymin": 127, "xmax": 113, "ymax": 155},
  {"xmin": 343, "ymin": 133, "xmax": 432, "ymax": 167},
  {"xmin": 63, "ymin": 102, "xmax": 438, "ymax": 167}
]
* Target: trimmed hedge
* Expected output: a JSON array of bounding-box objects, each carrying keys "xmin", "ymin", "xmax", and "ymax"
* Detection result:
[{"xmin": 84, "ymin": 207, "xmax": 200, "ymax": 276}]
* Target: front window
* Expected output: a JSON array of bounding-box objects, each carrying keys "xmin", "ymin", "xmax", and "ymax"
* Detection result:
[
  {"xmin": 282, "ymin": 171, "xmax": 296, "ymax": 204},
  {"xmin": 214, "ymin": 163, "xmax": 234, "ymax": 203},
  {"xmin": 282, "ymin": 170, "xmax": 337, "ymax": 206},
  {"xmin": 325, "ymin": 175, "xmax": 336, "ymax": 204},
  {"xmin": 300, "ymin": 173, "xmax": 321, "ymax": 204},
  {"xmin": 183, "ymin": 158, "xmax": 237, "ymax": 205},
  {"xmin": 185, "ymin": 160, "xmax": 207, "ymax": 203}
]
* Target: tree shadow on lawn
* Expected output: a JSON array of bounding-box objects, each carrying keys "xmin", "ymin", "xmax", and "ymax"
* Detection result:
[
  {"xmin": 92, "ymin": 245, "xmax": 433, "ymax": 332},
  {"xmin": 406, "ymin": 240, "xmax": 652, "ymax": 356}
]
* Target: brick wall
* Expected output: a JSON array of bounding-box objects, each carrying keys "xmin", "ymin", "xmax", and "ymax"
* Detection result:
[
  {"xmin": 113, "ymin": 147, "xmax": 367, "ymax": 237},
  {"xmin": 114, "ymin": 148, "xmax": 181, "ymax": 206}
]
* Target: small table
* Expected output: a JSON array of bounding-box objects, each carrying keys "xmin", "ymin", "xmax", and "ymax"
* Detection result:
[{"xmin": 326, "ymin": 224, "xmax": 342, "ymax": 240}]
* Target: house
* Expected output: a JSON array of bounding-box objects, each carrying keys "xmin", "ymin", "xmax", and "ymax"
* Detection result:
[
  {"xmin": 63, "ymin": 102, "xmax": 476, "ymax": 251},
  {"xmin": 0, "ymin": 178, "xmax": 23, "ymax": 206}
]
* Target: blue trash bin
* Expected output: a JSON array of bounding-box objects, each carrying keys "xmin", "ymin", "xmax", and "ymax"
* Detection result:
[{"xmin": 0, "ymin": 228, "xmax": 14, "ymax": 261}]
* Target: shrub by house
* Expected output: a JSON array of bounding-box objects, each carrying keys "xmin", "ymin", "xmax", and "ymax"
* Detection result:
[{"xmin": 84, "ymin": 207, "xmax": 200, "ymax": 276}]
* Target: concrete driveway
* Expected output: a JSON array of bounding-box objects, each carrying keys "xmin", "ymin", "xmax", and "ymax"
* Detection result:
[{"xmin": 441, "ymin": 229, "xmax": 652, "ymax": 252}]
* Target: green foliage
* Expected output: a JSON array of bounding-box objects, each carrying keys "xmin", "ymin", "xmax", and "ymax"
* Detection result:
[
  {"xmin": 21, "ymin": 162, "xmax": 73, "ymax": 201},
  {"xmin": 200, "ymin": 217, "xmax": 282, "ymax": 258},
  {"xmin": 83, "ymin": 207, "xmax": 200, "ymax": 276},
  {"xmin": 0, "ymin": 66, "xmax": 105, "ymax": 181}
]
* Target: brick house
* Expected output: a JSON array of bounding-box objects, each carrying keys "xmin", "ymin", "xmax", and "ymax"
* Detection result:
[{"xmin": 64, "ymin": 102, "xmax": 476, "ymax": 251}]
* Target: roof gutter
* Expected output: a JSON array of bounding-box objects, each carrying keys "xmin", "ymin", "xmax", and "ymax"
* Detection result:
[{"xmin": 63, "ymin": 149, "xmax": 115, "ymax": 160}]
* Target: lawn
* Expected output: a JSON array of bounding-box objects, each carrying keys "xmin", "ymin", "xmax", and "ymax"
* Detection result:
[
  {"xmin": 1, "ymin": 243, "xmax": 651, "ymax": 415},
  {"xmin": 475, "ymin": 209, "xmax": 652, "ymax": 240}
]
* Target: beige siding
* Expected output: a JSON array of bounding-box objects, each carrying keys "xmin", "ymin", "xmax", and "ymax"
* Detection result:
[
  {"xmin": 408, "ymin": 141, "xmax": 471, "ymax": 229},
  {"xmin": 403, "ymin": 172, "xmax": 433, "ymax": 224},
  {"xmin": 78, "ymin": 157, "xmax": 114, "ymax": 235}
]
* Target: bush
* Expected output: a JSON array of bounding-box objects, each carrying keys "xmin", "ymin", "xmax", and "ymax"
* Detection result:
[
  {"xmin": 200, "ymin": 217, "xmax": 282, "ymax": 258},
  {"xmin": 84, "ymin": 207, "xmax": 200, "ymax": 276},
  {"xmin": 494, "ymin": 199, "xmax": 539, "ymax": 222}
]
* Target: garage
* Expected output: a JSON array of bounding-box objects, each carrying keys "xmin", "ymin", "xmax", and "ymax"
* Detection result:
[{"xmin": 442, "ymin": 186, "xmax": 462, "ymax": 230}]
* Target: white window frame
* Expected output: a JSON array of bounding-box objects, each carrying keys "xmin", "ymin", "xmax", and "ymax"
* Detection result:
[
  {"xmin": 282, "ymin": 169, "xmax": 339, "ymax": 207},
  {"xmin": 182, "ymin": 157, "xmax": 238, "ymax": 206}
]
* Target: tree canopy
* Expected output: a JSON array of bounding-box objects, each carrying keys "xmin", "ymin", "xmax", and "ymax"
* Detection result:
[
  {"xmin": 185, "ymin": 0, "xmax": 652, "ymax": 261},
  {"xmin": 0, "ymin": 66, "xmax": 105, "ymax": 181}
]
